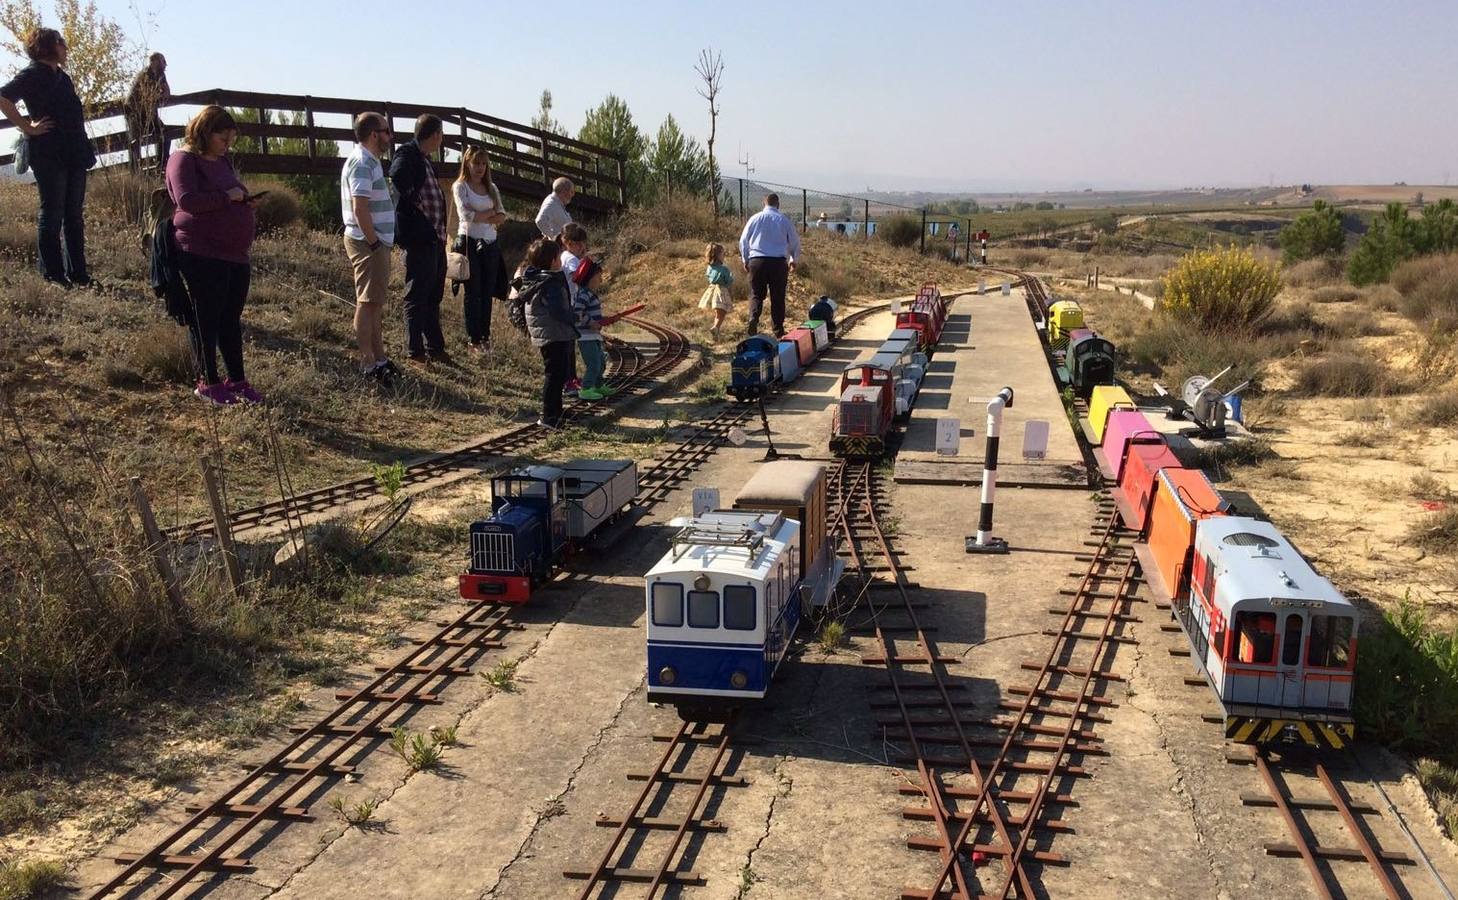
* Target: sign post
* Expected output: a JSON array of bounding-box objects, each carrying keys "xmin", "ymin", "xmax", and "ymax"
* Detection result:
[{"xmin": 965, "ymin": 387, "xmax": 1015, "ymax": 554}]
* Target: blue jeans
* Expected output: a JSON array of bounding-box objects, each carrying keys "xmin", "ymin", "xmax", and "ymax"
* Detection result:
[
  {"xmin": 32, "ymin": 162, "xmax": 88, "ymax": 283},
  {"xmin": 578, "ymin": 339, "xmax": 605, "ymax": 389}
]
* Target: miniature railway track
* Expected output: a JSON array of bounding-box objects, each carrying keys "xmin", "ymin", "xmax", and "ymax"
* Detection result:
[
  {"xmin": 92, "ymin": 599, "xmax": 520, "ymax": 899},
  {"xmin": 1231, "ymin": 748, "xmax": 1416, "ymax": 900},
  {"xmin": 563, "ymin": 717, "xmax": 741, "ymax": 896},
  {"xmin": 163, "ymin": 316, "xmax": 689, "ymax": 543},
  {"xmin": 832, "ymin": 454, "xmax": 1143, "ymax": 898}
]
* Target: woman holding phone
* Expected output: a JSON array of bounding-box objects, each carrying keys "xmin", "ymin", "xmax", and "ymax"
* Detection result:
[{"xmin": 165, "ymin": 104, "xmax": 263, "ymax": 405}]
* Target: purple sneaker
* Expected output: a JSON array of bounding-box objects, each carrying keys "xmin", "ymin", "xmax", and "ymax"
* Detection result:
[
  {"xmin": 194, "ymin": 379, "xmax": 238, "ymax": 406},
  {"xmin": 225, "ymin": 378, "xmax": 265, "ymax": 404}
]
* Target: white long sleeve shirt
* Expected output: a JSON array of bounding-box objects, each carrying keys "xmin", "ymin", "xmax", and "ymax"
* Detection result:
[
  {"xmin": 535, "ymin": 192, "xmax": 573, "ymax": 239},
  {"xmin": 453, "ymin": 181, "xmax": 501, "ymax": 241},
  {"xmin": 738, "ymin": 205, "xmax": 801, "ymax": 264}
]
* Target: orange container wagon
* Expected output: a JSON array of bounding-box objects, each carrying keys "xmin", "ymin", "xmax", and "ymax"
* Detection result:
[
  {"xmin": 1146, "ymin": 468, "xmax": 1227, "ymax": 601},
  {"xmin": 1117, "ymin": 440, "xmax": 1181, "ymax": 534}
]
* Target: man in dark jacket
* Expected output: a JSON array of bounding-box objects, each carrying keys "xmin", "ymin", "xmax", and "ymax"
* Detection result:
[
  {"xmin": 515, "ymin": 239, "xmax": 577, "ymax": 427},
  {"xmin": 388, "ymin": 114, "xmax": 448, "ymax": 362}
]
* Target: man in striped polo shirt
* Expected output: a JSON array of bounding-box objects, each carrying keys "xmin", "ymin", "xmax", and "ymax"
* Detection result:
[{"xmin": 342, "ymin": 112, "xmax": 398, "ymax": 382}]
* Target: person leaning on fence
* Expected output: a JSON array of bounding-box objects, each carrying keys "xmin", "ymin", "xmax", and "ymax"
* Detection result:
[
  {"xmin": 738, "ymin": 193, "xmax": 800, "ymax": 337},
  {"xmin": 341, "ymin": 111, "xmax": 399, "ymax": 384},
  {"xmin": 124, "ymin": 52, "xmax": 171, "ymax": 169},
  {"xmin": 0, "ymin": 27, "xmax": 97, "ymax": 288},
  {"xmin": 534, "ymin": 176, "xmax": 574, "ymax": 240},
  {"xmin": 452, "ymin": 144, "xmax": 509, "ymax": 355},
  {"xmin": 514, "ymin": 238, "xmax": 577, "ymax": 428},
  {"xmin": 166, "ymin": 105, "xmax": 263, "ymax": 406},
  {"xmin": 389, "ymin": 114, "xmax": 450, "ymax": 365}
]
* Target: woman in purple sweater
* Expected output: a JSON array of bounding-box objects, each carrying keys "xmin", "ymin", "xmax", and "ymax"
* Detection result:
[{"xmin": 165, "ymin": 105, "xmax": 261, "ymax": 405}]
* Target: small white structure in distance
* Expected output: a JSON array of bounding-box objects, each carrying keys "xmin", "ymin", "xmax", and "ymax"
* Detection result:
[
  {"xmin": 1002, "ymin": 281, "xmax": 1012, "ymax": 296},
  {"xmin": 1022, "ymin": 420, "xmax": 1050, "ymax": 460}
]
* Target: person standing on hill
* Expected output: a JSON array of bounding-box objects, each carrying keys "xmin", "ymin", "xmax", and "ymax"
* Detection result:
[
  {"xmin": 452, "ymin": 145, "xmax": 509, "ymax": 355},
  {"xmin": 515, "ymin": 238, "xmax": 577, "ymax": 428},
  {"xmin": 0, "ymin": 27, "xmax": 97, "ymax": 288},
  {"xmin": 535, "ymin": 177, "xmax": 574, "ymax": 240},
  {"xmin": 124, "ymin": 52, "xmax": 171, "ymax": 169},
  {"xmin": 738, "ymin": 193, "xmax": 800, "ymax": 337},
  {"xmin": 389, "ymin": 114, "xmax": 449, "ymax": 365},
  {"xmin": 341, "ymin": 111, "xmax": 398, "ymax": 383},
  {"xmin": 166, "ymin": 105, "xmax": 262, "ymax": 406}
]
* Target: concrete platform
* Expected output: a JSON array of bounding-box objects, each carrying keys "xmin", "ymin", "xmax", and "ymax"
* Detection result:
[{"xmin": 894, "ymin": 288, "xmax": 1086, "ymax": 488}]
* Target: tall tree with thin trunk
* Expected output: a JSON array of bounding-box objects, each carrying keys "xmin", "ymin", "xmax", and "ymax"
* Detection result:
[{"xmin": 694, "ymin": 48, "xmax": 723, "ymax": 216}]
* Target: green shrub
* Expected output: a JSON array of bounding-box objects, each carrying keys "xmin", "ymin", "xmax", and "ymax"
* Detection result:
[
  {"xmin": 877, "ymin": 214, "xmax": 922, "ymax": 249},
  {"xmin": 1162, "ymin": 246, "xmax": 1281, "ymax": 328},
  {"xmin": 251, "ymin": 182, "xmax": 302, "ymax": 234},
  {"xmin": 1279, "ymin": 200, "xmax": 1346, "ymax": 263},
  {"xmin": 0, "ymin": 858, "xmax": 66, "ymax": 899},
  {"xmin": 1354, "ymin": 597, "xmax": 1458, "ymax": 760},
  {"xmin": 1348, "ymin": 202, "xmax": 1421, "ymax": 285}
]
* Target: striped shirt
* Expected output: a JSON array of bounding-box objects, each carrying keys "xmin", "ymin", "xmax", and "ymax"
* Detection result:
[
  {"xmin": 341, "ymin": 144, "xmax": 396, "ymax": 245},
  {"xmin": 573, "ymin": 286, "xmax": 604, "ymax": 342}
]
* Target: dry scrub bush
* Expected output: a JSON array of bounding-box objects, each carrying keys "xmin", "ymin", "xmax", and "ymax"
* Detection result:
[
  {"xmin": 89, "ymin": 171, "xmax": 153, "ymax": 225},
  {"xmin": 251, "ymin": 182, "xmax": 303, "ymax": 234},
  {"xmin": 1283, "ymin": 256, "xmax": 1344, "ymax": 287},
  {"xmin": 1010, "ymin": 249, "xmax": 1049, "ymax": 269},
  {"xmin": 608, "ymin": 197, "xmax": 729, "ymax": 260},
  {"xmin": 1410, "ymin": 390, "xmax": 1458, "ymax": 427},
  {"xmin": 1390, "ymin": 254, "xmax": 1458, "ymax": 331},
  {"xmin": 129, "ymin": 322, "xmax": 196, "ymax": 384},
  {"xmin": 1312, "ymin": 284, "xmax": 1360, "ymax": 303},
  {"xmin": 1163, "ymin": 246, "xmax": 1281, "ymax": 329},
  {"xmin": 877, "ymin": 214, "xmax": 922, "ymax": 249},
  {"xmin": 1125, "ymin": 319, "xmax": 1304, "ymax": 394},
  {"xmin": 1293, "ymin": 352, "xmax": 1407, "ymax": 397},
  {"xmin": 293, "ymin": 306, "xmax": 335, "ymax": 341}
]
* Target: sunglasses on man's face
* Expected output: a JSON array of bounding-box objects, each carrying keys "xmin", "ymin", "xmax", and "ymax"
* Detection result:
[{"xmin": 374, "ymin": 128, "xmax": 393, "ymax": 137}]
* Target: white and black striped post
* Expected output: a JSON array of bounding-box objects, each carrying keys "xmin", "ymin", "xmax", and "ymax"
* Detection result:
[{"xmin": 965, "ymin": 386, "xmax": 1014, "ymax": 554}]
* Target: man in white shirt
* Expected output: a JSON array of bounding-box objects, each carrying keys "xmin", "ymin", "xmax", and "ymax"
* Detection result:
[
  {"xmin": 737, "ymin": 193, "xmax": 801, "ymax": 336},
  {"xmin": 341, "ymin": 111, "xmax": 398, "ymax": 381},
  {"xmin": 535, "ymin": 177, "xmax": 575, "ymax": 240}
]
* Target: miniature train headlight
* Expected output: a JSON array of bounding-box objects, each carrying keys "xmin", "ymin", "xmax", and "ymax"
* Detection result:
[
  {"xmin": 730, "ymin": 670, "xmax": 748, "ymax": 689},
  {"xmin": 658, "ymin": 666, "xmax": 677, "ymax": 686},
  {"xmin": 694, "ymin": 575, "xmax": 711, "ymax": 592}
]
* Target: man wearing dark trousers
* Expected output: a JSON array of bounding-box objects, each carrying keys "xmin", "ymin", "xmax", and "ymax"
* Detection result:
[
  {"xmin": 738, "ymin": 193, "xmax": 801, "ymax": 336},
  {"xmin": 389, "ymin": 114, "xmax": 449, "ymax": 363}
]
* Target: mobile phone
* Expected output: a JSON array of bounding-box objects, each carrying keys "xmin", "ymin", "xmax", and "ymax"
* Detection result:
[{"xmin": 245, "ymin": 190, "xmax": 270, "ymax": 201}]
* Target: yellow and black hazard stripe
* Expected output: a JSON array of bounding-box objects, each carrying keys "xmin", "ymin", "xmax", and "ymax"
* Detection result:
[
  {"xmin": 1225, "ymin": 716, "xmax": 1354, "ymax": 750},
  {"xmin": 830, "ymin": 434, "xmax": 885, "ymax": 459}
]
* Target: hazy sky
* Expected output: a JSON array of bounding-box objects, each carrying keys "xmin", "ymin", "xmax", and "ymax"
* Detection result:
[{"xmin": 25, "ymin": 0, "xmax": 1458, "ymax": 192}]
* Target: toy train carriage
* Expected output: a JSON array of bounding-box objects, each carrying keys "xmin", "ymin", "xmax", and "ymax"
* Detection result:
[
  {"xmin": 729, "ymin": 334, "xmax": 781, "ymax": 401},
  {"xmin": 800, "ymin": 319, "xmax": 830, "ymax": 353},
  {"xmin": 1047, "ymin": 300, "xmax": 1085, "ymax": 350},
  {"xmin": 1101, "ymin": 409, "xmax": 1162, "ymax": 482},
  {"xmin": 460, "ymin": 460, "xmax": 637, "ymax": 603},
  {"xmin": 776, "ymin": 338, "xmax": 802, "ymax": 384},
  {"xmin": 830, "ymin": 358, "xmax": 894, "ymax": 458},
  {"xmin": 1180, "ymin": 516, "xmax": 1357, "ymax": 749},
  {"xmin": 895, "ymin": 293, "xmax": 948, "ymax": 351},
  {"xmin": 1061, "ymin": 328, "xmax": 1118, "ymax": 397},
  {"xmin": 1088, "ymin": 385, "xmax": 1136, "ymax": 443}
]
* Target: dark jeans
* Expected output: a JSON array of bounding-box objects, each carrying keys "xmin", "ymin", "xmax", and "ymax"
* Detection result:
[
  {"xmin": 402, "ymin": 240, "xmax": 446, "ymax": 355},
  {"xmin": 177, "ymin": 251, "xmax": 250, "ymax": 384},
  {"xmin": 747, "ymin": 256, "xmax": 790, "ymax": 335},
  {"xmin": 32, "ymin": 162, "xmax": 88, "ymax": 284},
  {"xmin": 463, "ymin": 237, "xmax": 505, "ymax": 345},
  {"xmin": 539, "ymin": 340, "xmax": 574, "ymax": 424}
]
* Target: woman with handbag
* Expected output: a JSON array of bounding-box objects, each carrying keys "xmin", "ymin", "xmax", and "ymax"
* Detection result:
[{"xmin": 452, "ymin": 145, "xmax": 509, "ymax": 355}]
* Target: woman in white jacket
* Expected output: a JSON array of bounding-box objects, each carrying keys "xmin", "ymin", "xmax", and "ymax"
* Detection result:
[{"xmin": 452, "ymin": 146, "xmax": 509, "ymax": 353}]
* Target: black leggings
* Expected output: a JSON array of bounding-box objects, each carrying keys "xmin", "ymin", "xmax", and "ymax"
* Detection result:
[
  {"xmin": 177, "ymin": 251, "xmax": 250, "ymax": 384},
  {"xmin": 539, "ymin": 340, "xmax": 574, "ymax": 424}
]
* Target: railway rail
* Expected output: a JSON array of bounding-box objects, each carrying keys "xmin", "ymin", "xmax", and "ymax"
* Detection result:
[
  {"xmin": 163, "ymin": 316, "xmax": 690, "ymax": 543},
  {"xmin": 831, "ymin": 453, "xmax": 1142, "ymax": 898},
  {"xmin": 563, "ymin": 717, "xmax": 741, "ymax": 896}
]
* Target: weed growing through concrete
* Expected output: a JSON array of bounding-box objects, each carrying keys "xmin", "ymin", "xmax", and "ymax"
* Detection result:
[
  {"xmin": 428, "ymin": 724, "xmax": 459, "ymax": 747},
  {"xmin": 389, "ymin": 727, "xmax": 444, "ymax": 772},
  {"xmin": 817, "ymin": 621, "xmax": 846, "ymax": 655},
  {"xmin": 328, "ymin": 793, "xmax": 379, "ymax": 827},
  {"xmin": 736, "ymin": 862, "xmax": 757, "ymax": 896},
  {"xmin": 483, "ymin": 659, "xmax": 519, "ymax": 692},
  {"xmin": 0, "ymin": 858, "xmax": 67, "ymax": 899}
]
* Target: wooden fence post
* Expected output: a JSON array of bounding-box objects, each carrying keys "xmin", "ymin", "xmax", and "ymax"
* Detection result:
[
  {"xmin": 538, "ymin": 134, "xmax": 550, "ymax": 189},
  {"xmin": 802, "ymin": 188, "xmax": 808, "ymax": 233},
  {"xmin": 864, "ymin": 199, "xmax": 870, "ymax": 240},
  {"xmin": 256, "ymin": 106, "xmax": 268, "ymax": 154},
  {"xmin": 304, "ymin": 97, "xmax": 316, "ymax": 162},
  {"xmin": 616, "ymin": 155, "xmax": 627, "ymax": 208},
  {"xmin": 129, "ymin": 476, "xmax": 189, "ymax": 626},
  {"xmin": 198, "ymin": 455, "xmax": 243, "ymax": 596}
]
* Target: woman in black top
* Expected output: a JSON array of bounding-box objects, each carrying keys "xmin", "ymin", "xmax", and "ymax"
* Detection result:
[{"xmin": 0, "ymin": 28, "xmax": 97, "ymax": 287}]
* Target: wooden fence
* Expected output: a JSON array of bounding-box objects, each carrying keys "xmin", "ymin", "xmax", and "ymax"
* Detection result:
[{"xmin": 0, "ymin": 87, "xmax": 627, "ymax": 215}]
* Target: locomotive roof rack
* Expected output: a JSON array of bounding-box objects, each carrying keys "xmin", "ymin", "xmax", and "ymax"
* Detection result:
[{"xmin": 669, "ymin": 512, "xmax": 781, "ymax": 562}]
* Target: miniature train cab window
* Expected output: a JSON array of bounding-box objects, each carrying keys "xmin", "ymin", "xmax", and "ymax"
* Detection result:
[
  {"xmin": 724, "ymin": 585, "xmax": 756, "ymax": 630},
  {"xmin": 1199, "ymin": 555, "xmax": 1215, "ymax": 601},
  {"xmin": 1306, "ymin": 615, "xmax": 1353, "ymax": 668},
  {"xmin": 652, "ymin": 582, "xmax": 684, "ymax": 627},
  {"xmin": 688, "ymin": 590, "xmax": 719, "ymax": 628},
  {"xmin": 1235, "ymin": 611, "xmax": 1277, "ymax": 664},
  {"xmin": 1281, "ymin": 614, "xmax": 1303, "ymax": 666},
  {"xmin": 500, "ymin": 479, "xmax": 550, "ymax": 500}
]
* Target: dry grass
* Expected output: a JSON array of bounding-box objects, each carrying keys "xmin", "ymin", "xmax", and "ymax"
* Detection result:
[
  {"xmin": 1293, "ymin": 352, "xmax": 1408, "ymax": 397},
  {"xmin": 1409, "ymin": 390, "xmax": 1458, "ymax": 427},
  {"xmin": 1283, "ymin": 256, "xmax": 1345, "ymax": 287},
  {"xmin": 1312, "ymin": 284, "xmax": 1361, "ymax": 303},
  {"xmin": 1391, "ymin": 254, "xmax": 1458, "ymax": 331}
]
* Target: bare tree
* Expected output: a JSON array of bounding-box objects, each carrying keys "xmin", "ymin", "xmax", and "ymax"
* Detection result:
[{"xmin": 694, "ymin": 47, "xmax": 723, "ymax": 216}]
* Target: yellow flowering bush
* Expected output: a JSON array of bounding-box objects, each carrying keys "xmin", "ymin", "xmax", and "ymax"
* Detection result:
[{"xmin": 1162, "ymin": 246, "xmax": 1281, "ymax": 328}]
